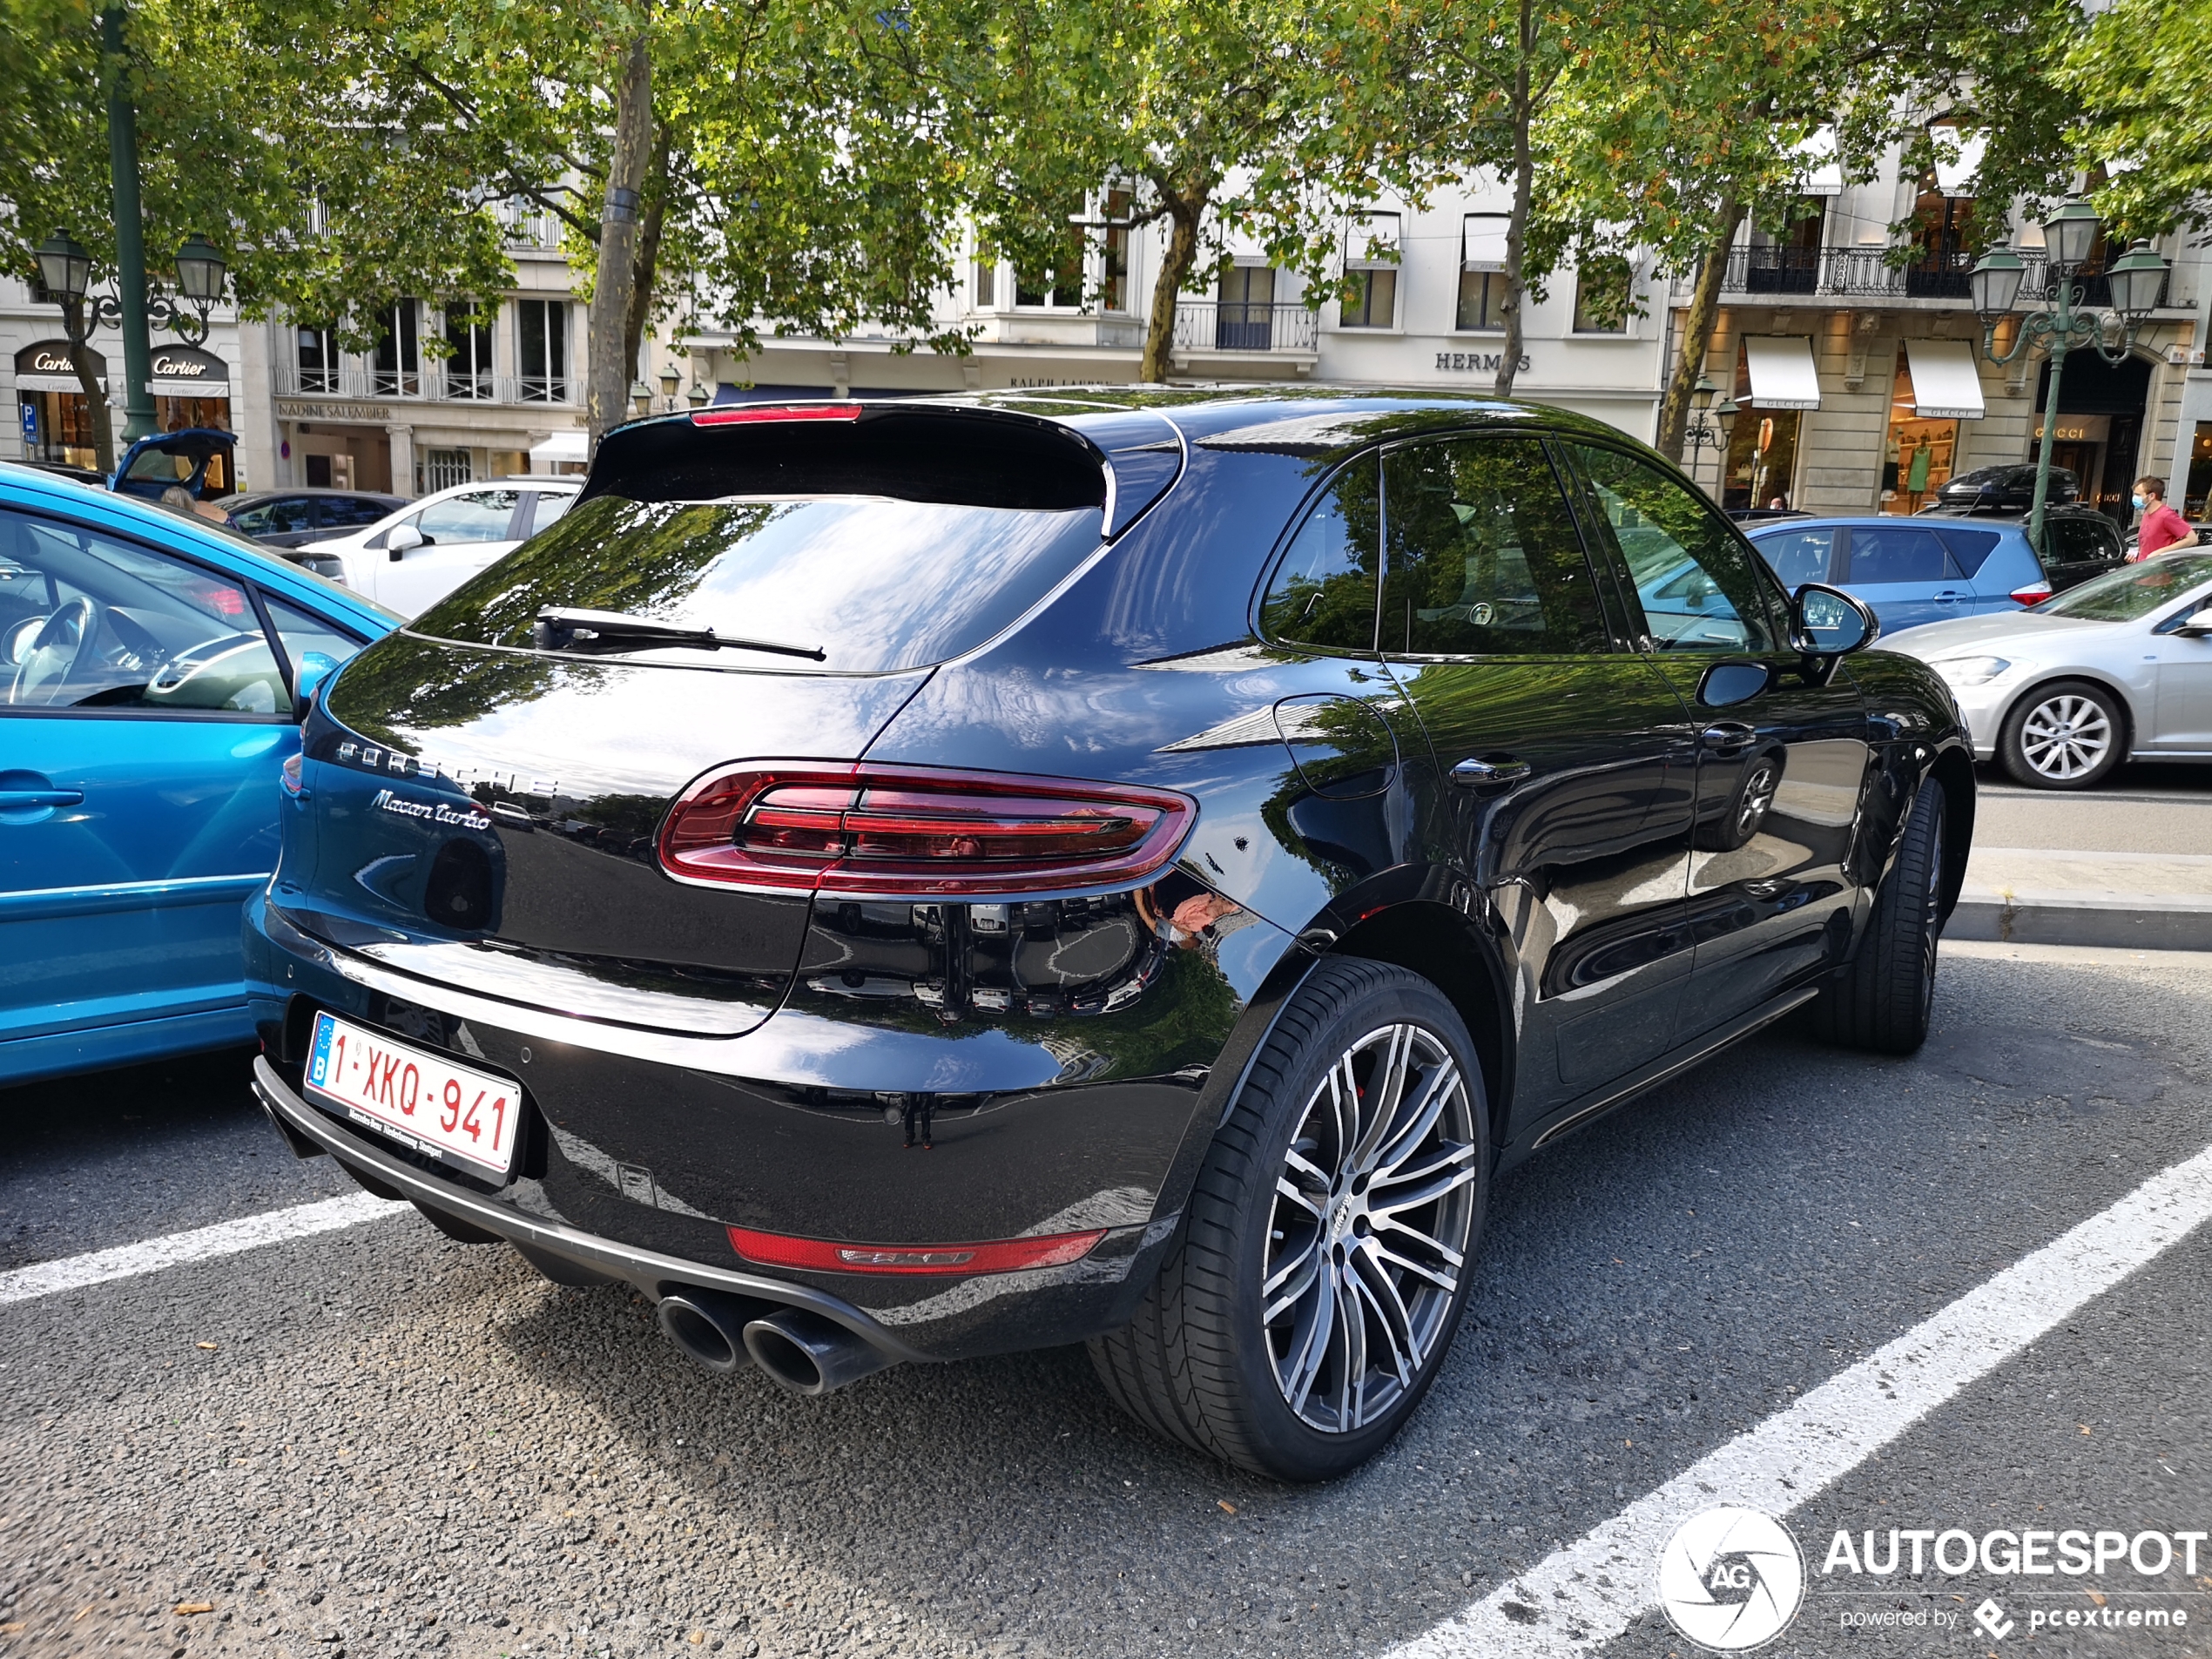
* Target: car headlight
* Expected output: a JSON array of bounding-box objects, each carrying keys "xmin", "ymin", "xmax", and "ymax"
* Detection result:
[{"xmin": 1929, "ymin": 655, "xmax": 2012, "ymax": 686}]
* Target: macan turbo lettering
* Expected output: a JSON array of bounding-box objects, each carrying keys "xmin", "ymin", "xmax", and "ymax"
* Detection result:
[{"xmin": 246, "ymin": 390, "xmax": 1972, "ymax": 1480}]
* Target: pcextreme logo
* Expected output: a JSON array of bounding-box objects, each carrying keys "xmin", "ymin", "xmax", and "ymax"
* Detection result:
[{"xmin": 1659, "ymin": 1506, "xmax": 1807, "ymax": 1652}]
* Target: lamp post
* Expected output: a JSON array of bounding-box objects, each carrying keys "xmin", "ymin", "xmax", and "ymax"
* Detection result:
[
  {"xmin": 1970, "ymin": 199, "xmax": 2169, "ymax": 554},
  {"xmin": 1683, "ymin": 374, "xmax": 1738, "ymax": 490},
  {"xmin": 36, "ymin": 230, "xmax": 229, "ymax": 467}
]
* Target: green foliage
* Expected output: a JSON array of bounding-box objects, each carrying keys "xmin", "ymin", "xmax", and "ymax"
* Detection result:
[{"xmin": 2065, "ymin": 0, "xmax": 2212, "ymax": 233}]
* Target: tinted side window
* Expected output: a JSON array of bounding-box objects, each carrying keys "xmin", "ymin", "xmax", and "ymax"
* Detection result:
[
  {"xmin": 1260, "ymin": 455, "xmax": 1381, "ymax": 653},
  {"xmin": 1932, "ymin": 526, "xmax": 2001, "ymax": 577},
  {"xmin": 0, "ymin": 509, "xmax": 288, "ymax": 715},
  {"xmin": 232, "ymin": 496, "xmax": 316, "ymax": 536},
  {"xmin": 1844, "ymin": 526, "xmax": 1956, "ymax": 583},
  {"xmin": 1750, "ymin": 528, "xmax": 1834, "ymax": 589},
  {"xmin": 1378, "ymin": 436, "xmax": 1607, "ymax": 656},
  {"xmin": 2052, "ymin": 516, "xmax": 2119, "ymax": 563},
  {"xmin": 326, "ymin": 496, "xmax": 397, "ymax": 528},
  {"xmin": 1571, "ymin": 445, "xmax": 1778, "ymax": 652}
]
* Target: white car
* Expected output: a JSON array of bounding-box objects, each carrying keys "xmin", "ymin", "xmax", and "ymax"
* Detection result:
[
  {"xmin": 299, "ymin": 477, "xmax": 582, "ymax": 617},
  {"xmin": 1883, "ymin": 550, "xmax": 2212, "ymax": 790}
]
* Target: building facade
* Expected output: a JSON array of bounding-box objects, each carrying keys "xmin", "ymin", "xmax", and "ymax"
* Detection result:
[
  {"xmin": 0, "ymin": 205, "xmax": 588, "ymax": 495},
  {"xmin": 1667, "ymin": 139, "xmax": 2208, "ymax": 524}
]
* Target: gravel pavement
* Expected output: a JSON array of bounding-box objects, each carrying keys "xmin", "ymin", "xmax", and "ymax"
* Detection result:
[{"xmin": 3, "ymin": 938, "xmax": 2210, "ymax": 1659}]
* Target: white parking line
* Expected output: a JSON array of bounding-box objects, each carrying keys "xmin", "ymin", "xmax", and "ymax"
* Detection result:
[
  {"xmin": 1388, "ymin": 1139, "xmax": 2212, "ymax": 1658},
  {"xmin": 0, "ymin": 1192, "xmax": 403, "ymax": 1309}
]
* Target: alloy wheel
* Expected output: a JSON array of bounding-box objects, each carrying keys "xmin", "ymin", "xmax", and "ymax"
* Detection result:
[
  {"xmin": 1264, "ymin": 1022, "xmax": 1480, "ymax": 1433},
  {"xmin": 2017, "ymin": 693, "xmax": 2113, "ymax": 782}
]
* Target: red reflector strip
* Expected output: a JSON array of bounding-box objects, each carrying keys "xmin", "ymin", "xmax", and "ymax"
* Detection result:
[
  {"xmin": 691, "ymin": 405, "xmax": 863, "ymax": 426},
  {"xmin": 726, "ymin": 1225, "xmax": 1107, "ymax": 1276}
]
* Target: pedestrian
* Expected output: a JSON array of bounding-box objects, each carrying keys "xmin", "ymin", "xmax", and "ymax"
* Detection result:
[{"xmin": 2129, "ymin": 475, "xmax": 2193, "ymax": 560}]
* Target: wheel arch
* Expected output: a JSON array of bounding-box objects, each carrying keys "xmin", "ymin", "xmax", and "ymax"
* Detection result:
[
  {"xmin": 1327, "ymin": 898, "xmax": 1516, "ymax": 1148},
  {"xmin": 1927, "ymin": 740, "xmax": 1976, "ymax": 920}
]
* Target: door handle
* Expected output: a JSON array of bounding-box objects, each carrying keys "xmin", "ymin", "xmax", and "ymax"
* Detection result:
[
  {"xmin": 1701, "ymin": 721, "xmax": 1757, "ymax": 754},
  {"xmin": 1451, "ymin": 755, "xmax": 1531, "ymax": 788},
  {"xmin": 1933, "ymin": 589, "xmax": 1966, "ymax": 604},
  {"xmin": 0, "ymin": 789, "xmax": 83, "ymax": 808}
]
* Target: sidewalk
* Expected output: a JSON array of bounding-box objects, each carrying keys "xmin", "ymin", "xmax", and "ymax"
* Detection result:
[{"xmin": 1952, "ymin": 846, "xmax": 2212, "ymax": 950}]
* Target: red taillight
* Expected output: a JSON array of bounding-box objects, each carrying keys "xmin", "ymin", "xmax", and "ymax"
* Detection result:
[
  {"xmin": 659, "ymin": 762, "xmax": 1194, "ymax": 896},
  {"xmin": 691, "ymin": 405, "xmax": 862, "ymax": 427},
  {"xmin": 727, "ymin": 1224, "xmax": 1107, "ymax": 1276},
  {"xmin": 2010, "ymin": 581, "xmax": 2053, "ymax": 607}
]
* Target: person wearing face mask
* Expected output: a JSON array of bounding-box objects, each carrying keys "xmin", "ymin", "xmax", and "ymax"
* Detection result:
[{"xmin": 2129, "ymin": 475, "xmax": 2193, "ymax": 559}]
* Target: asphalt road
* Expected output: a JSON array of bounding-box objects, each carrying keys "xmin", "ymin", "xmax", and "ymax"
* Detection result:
[
  {"xmin": 1973, "ymin": 761, "xmax": 2212, "ymax": 855},
  {"xmin": 3, "ymin": 937, "xmax": 2210, "ymax": 1659}
]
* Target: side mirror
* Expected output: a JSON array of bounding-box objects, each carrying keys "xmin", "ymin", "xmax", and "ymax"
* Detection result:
[
  {"xmin": 292, "ymin": 651, "xmax": 339, "ymax": 721},
  {"xmin": 1696, "ymin": 659, "xmax": 1775, "ymax": 708},
  {"xmin": 387, "ymin": 523, "xmax": 425, "ymax": 558},
  {"xmin": 1791, "ymin": 583, "xmax": 1878, "ymax": 657},
  {"xmin": 2175, "ymin": 608, "xmax": 2212, "ymax": 637}
]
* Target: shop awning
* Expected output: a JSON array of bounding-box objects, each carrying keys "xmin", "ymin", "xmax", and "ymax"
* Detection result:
[
  {"xmin": 148, "ymin": 377, "xmax": 228, "ymax": 396},
  {"xmin": 529, "ymin": 429, "xmax": 589, "ymax": 465},
  {"xmin": 1743, "ymin": 336, "xmax": 1822, "ymax": 410},
  {"xmin": 1903, "ymin": 339, "xmax": 1986, "ymax": 419},
  {"xmin": 14, "ymin": 373, "xmax": 105, "ymax": 394}
]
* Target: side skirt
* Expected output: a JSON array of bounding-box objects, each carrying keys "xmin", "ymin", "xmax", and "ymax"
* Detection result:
[{"xmin": 1506, "ymin": 983, "xmax": 1821, "ymax": 1162}]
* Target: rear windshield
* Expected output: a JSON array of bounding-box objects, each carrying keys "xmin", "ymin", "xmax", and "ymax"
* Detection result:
[
  {"xmin": 2037, "ymin": 552, "xmax": 2212, "ymax": 621},
  {"xmin": 410, "ymin": 494, "xmax": 1104, "ymax": 672}
]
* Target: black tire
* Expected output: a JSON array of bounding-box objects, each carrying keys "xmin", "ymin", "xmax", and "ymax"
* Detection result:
[
  {"xmin": 1998, "ymin": 678, "xmax": 2127, "ymax": 790},
  {"xmin": 1089, "ymin": 957, "xmax": 1490, "ymax": 1481},
  {"xmin": 1812, "ymin": 781, "xmax": 1946, "ymax": 1055}
]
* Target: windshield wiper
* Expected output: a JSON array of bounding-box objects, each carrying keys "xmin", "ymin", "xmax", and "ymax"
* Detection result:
[{"xmin": 531, "ymin": 607, "xmax": 826, "ymax": 662}]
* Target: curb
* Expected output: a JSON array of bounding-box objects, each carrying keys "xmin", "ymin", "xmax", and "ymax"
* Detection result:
[{"xmin": 1949, "ymin": 889, "xmax": 2212, "ymax": 952}]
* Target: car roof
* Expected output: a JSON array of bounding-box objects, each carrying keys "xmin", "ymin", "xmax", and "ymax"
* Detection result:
[
  {"xmin": 1743, "ymin": 515, "xmax": 2031, "ymax": 533},
  {"xmin": 0, "ymin": 461, "xmax": 399, "ymax": 633}
]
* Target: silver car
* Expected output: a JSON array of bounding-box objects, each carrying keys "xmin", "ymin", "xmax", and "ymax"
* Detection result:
[{"xmin": 1883, "ymin": 551, "xmax": 2212, "ymax": 789}]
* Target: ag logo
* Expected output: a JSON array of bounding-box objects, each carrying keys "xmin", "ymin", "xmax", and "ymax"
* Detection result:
[{"xmin": 1658, "ymin": 1505, "xmax": 1805, "ymax": 1651}]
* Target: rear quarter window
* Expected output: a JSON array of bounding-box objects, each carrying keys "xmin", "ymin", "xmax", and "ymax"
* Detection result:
[
  {"xmin": 1932, "ymin": 527, "xmax": 2001, "ymax": 577},
  {"xmin": 413, "ymin": 494, "xmax": 1105, "ymax": 672}
]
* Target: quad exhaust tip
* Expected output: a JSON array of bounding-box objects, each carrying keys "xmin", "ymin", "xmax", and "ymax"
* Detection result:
[
  {"xmin": 655, "ymin": 1290, "xmax": 893, "ymax": 1395},
  {"xmin": 743, "ymin": 1307, "xmax": 893, "ymax": 1396}
]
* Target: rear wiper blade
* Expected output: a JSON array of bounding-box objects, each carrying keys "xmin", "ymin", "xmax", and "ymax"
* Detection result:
[{"xmin": 531, "ymin": 607, "xmax": 826, "ymax": 662}]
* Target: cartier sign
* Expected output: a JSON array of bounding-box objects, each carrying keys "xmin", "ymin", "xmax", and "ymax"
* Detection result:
[
  {"xmin": 150, "ymin": 346, "xmax": 223, "ymax": 381},
  {"xmin": 15, "ymin": 339, "xmax": 104, "ymax": 376}
]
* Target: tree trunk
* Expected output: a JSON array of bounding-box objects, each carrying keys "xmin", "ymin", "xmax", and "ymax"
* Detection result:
[
  {"xmin": 62, "ymin": 302, "xmax": 115, "ymax": 475},
  {"xmin": 1492, "ymin": 0, "xmax": 1535, "ymax": 400},
  {"xmin": 1141, "ymin": 194, "xmax": 1204, "ymax": 385},
  {"xmin": 1656, "ymin": 195, "xmax": 1743, "ymax": 463},
  {"xmin": 621, "ymin": 125, "xmax": 671, "ymax": 397},
  {"xmin": 586, "ymin": 30, "xmax": 655, "ymax": 447}
]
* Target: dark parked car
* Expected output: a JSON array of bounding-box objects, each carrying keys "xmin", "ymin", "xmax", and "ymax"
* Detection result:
[
  {"xmin": 246, "ymin": 392, "xmax": 1973, "ymax": 1480},
  {"xmin": 1929, "ymin": 462, "xmax": 2080, "ymax": 514},
  {"xmin": 220, "ymin": 488, "xmax": 408, "ymax": 549}
]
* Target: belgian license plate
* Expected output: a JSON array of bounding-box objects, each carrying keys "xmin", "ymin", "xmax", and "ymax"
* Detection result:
[{"xmin": 304, "ymin": 1010, "xmax": 521, "ymax": 1180}]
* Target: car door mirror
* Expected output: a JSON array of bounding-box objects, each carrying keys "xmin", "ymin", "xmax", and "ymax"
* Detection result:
[
  {"xmin": 387, "ymin": 523, "xmax": 425, "ymax": 557},
  {"xmin": 2175, "ymin": 607, "xmax": 2212, "ymax": 637},
  {"xmin": 291, "ymin": 651, "xmax": 339, "ymax": 719},
  {"xmin": 1696, "ymin": 659, "xmax": 1774, "ymax": 708},
  {"xmin": 1790, "ymin": 582, "xmax": 1878, "ymax": 656}
]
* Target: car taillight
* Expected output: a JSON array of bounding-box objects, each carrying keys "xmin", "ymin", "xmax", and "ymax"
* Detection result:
[
  {"xmin": 2010, "ymin": 580, "xmax": 2053, "ymax": 607},
  {"xmin": 659, "ymin": 762, "xmax": 1194, "ymax": 895},
  {"xmin": 727, "ymin": 1224, "xmax": 1106, "ymax": 1276}
]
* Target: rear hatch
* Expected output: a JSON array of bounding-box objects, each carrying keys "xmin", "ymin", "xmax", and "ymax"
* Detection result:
[{"xmin": 276, "ymin": 403, "xmax": 1150, "ymax": 1036}]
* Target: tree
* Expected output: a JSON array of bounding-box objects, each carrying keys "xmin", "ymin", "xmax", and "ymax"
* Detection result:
[
  {"xmin": 2065, "ymin": 0, "xmax": 2212, "ymax": 233},
  {"xmin": 964, "ymin": 0, "xmax": 1364, "ymax": 383}
]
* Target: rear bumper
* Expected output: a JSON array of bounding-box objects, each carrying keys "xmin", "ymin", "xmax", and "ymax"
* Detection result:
[
  {"xmin": 244, "ymin": 887, "xmax": 1302, "ymax": 1359},
  {"xmin": 254, "ymin": 1055, "xmax": 934, "ymax": 1366}
]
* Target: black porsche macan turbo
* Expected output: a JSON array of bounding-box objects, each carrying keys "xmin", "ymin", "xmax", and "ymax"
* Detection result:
[{"xmin": 247, "ymin": 390, "xmax": 1972, "ymax": 1480}]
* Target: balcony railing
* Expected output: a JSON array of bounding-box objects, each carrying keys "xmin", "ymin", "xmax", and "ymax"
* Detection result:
[
  {"xmin": 274, "ymin": 366, "xmax": 575, "ymax": 407},
  {"xmin": 1172, "ymin": 301, "xmax": 1320, "ymax": 353},
  {"xmin": 1701, "ymin": 245, "xmax": 2139, "ymax": 307}
]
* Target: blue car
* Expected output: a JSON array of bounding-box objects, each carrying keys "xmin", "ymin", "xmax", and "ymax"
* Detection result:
[
  {"xmin": 0, "ymin": 462, "xmax": 397, "ymax": 1086},
  {"xmin": 1739, "ymin": 513, "xmax": 2125, "ymax": 637}
]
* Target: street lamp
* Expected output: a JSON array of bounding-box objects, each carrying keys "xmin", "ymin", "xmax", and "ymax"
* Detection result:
[
  {"xmin": 658, "ymin": 364, "xmax": 681, "ymax": 408},
  {"xmin": 34, "ymin": 230, "xmax": 226, "ymax": 344},
  {"xmin": 1972, "ymin": 199, "xmax": 2168, "ymax": 554},
  {"xmin": 630, "ymin": 379, "xmax": 653, "ymax": 417},
  {"xmin": 686, "ymin": 381, "xmax": 711, "ymax": 409},
  {"xmin": 35, "ymin": 232, "xmax": 93, "ymax": 304},
  {"xmin": 1683, "ymin": 374, "xmax": 1736, "ymax": 478}
]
